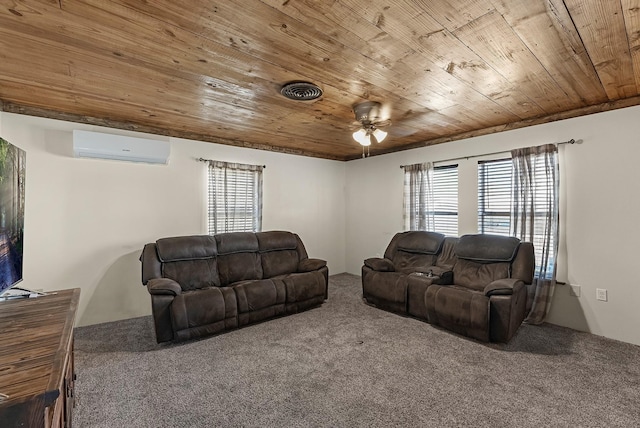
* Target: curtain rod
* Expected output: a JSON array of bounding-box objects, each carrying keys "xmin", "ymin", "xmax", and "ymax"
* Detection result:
[
  {"xmin": 400, "ymin": 139, "xmax": 576, "ymax": 169},
  {"xmin": 197, "ymin": 157, "xmax": 266, "ymax": 168}
]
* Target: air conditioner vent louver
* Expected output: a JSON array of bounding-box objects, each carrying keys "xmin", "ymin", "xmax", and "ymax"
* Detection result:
[{"xmin": 280, "ymin": 82, "xmax": 323, "ymax": 101}]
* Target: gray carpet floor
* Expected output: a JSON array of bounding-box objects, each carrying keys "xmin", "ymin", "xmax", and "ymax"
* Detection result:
[{"xmin": 74, "ymin": 273, "xmax": 640, "ymax": 427}]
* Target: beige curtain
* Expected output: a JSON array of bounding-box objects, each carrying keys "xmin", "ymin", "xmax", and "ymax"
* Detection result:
[
  {"xmin": 207, "ymin": 161, "xmax": 263, "ymax": 234},
  {"xmin": 403, "ymin": 162, "xmax": 434, "ymax": 231},
  {"xmin": 510, "ymin": 144, "xmax": 559, "ymax": 324}
]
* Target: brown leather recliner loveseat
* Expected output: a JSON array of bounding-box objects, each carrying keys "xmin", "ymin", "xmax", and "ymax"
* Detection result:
[
  {"xmin": 140, "ymin": 231, "xmax": 328, "ymax": 343},
  {"xmin": 362, "ymin": 231, "xmax": 534, "ymax": 342}
]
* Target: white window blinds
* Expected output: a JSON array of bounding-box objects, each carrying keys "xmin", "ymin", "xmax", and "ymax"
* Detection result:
[
  {"xmin": 478, "ymin": 154, "xmax": 558, "ymax": 279},
  {"xmin": 403, "ymin": 163, "xmax": 458, "ymax": 236},
  {"xmin": 431, "ymin": 165, "xmax": 459, "ymax": 236},
  {"xmin": 478, "ymin": 159, "xmax": 512, "ymax": 236},
  {"xmin": 207, "ymin": 161, "xmax": 263, "ymax": 234}
]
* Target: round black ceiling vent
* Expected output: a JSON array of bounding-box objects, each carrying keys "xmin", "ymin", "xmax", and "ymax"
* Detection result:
[{"xmin": 280, "ymin": 81, "xmax": 323, "ymax": 101}]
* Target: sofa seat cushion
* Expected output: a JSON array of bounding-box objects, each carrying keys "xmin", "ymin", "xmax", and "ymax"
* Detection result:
[
  {"xmin": 362, "ymin": 271, "xmax": 408, "ymax": 314},
  {"xmin": 231, "ymin": 279, "xmax": 286, "ymax": 313},
  {"xmin": 276, "ymin": 271, "xmax": 326, "ymax": 302},
  {"xmin": 231, "ymin": 279, "xmax": 288, "ymax": 326},
  {"xmin": 171, "ymin": 287, "xmax": 237, "ymax": 331},
  {"xmin": 426, "ymin": 284, "xmax": 490, "ymax": 342},
  {"xmin": 269, "ymin": 271, "xmax": 326, "ymax": 313}
]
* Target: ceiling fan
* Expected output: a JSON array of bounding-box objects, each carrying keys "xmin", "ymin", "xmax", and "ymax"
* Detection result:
[{"xmin": 351, "ymin": 101, "xmax": 391, "ymax": 153}]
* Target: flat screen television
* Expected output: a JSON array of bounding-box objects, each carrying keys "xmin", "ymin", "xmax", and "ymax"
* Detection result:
[{"xmin": 0, "ymin": 137, "xmax": 26, "ymax": 296}]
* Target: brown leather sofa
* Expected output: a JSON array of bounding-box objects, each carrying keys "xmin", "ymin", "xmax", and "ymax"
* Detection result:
[
  {"xmin": 362, "ymin": 232, "xmax": 534, "ymax": 342},
  {"xmin": 140, "ymin": 231, "xmax": 328, "ymax": 343}
]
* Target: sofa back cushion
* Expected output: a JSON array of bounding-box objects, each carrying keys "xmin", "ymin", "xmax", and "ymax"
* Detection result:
[
  {"xmin": 455, "ymin": 234, "xmax": 520, "ymax": 262},
  {"xmin": 453, "ymin": 234, "xmax": 520, "ymax": 290},
  {"xmin": 162, "ymin": 259, "xmax": 221, "ymax": 291},
  {"xmin": 257, "ymin": 231, "xmax": 300, "ymax": 278},
  {"xmin": 215, "ymin": 232, "xmax": 263, "ymax": 285},
  {"xmin": 156, "ymin": 236, "xmax": 220, "ymax": 290},
  {"xmin": 387, "ymin": 231, "xmax": 445, "ymax": 273}
]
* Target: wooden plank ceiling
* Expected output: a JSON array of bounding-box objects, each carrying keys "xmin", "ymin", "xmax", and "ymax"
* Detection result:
[{"xmin": 1, "ymin": 0, "xmax": 639, "ymax": 161}]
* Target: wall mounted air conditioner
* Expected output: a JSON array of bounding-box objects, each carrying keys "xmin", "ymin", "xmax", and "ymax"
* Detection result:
[{"xmin": 72, "ymin": 130, "xmax": 170, "ymax": 164}]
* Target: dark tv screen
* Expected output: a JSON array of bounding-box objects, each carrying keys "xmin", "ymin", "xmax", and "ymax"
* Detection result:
[{"xmin": 0, "ymin": 137, "xmax": 26, "ymax": 295}]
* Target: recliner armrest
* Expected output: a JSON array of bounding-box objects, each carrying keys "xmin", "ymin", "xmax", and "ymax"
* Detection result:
[
  {"xmin": 298, "ymin": 258, "xmax": 327, "ymax": 272},
  {"xmin": 436, "ymin": 269, "xmax": 453, "ymax": 285},
  {"xmin": 484, "ymin": 278, "xmax": 523, "ymax": 296},
  {"xmin": 363, "ymin": 257, "xmax": 395, "ymax": 272},
  {"xmin": 147, "ymin": 278, "xmax": 182, "ymax": 296}
]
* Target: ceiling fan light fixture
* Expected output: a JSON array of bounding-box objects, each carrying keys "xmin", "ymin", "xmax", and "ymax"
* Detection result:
[
  {"xmin": 351, "ymin": 100, "xmax": 390, "ymax": 150},
  {"xmin": 372, "ymin": 128, "xmax": 387, "ymax": 143},
  {"xmin": 352, "ymin": 129, "xmax": 371, "ymax": 146}
]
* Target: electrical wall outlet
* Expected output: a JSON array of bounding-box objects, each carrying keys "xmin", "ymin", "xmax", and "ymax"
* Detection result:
[
  {"xmin": 569, "ymin": 284, "xmax": 581, "ymax": 297},
  {"xmin": 596, "ymin": 288, "xmax": 608, "ymax": 302}
]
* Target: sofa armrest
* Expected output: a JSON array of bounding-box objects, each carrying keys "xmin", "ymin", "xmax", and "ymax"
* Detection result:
[
  {"xmin": 484, "ymin": 278, "xmax": 523, "ymax": 296},
  {"xmin": 435, "ymin": 269, "xmax": 453, "ymax": 285},
  {"xmin": 147, "ymin": 278, "xmax": 182, "ymax": 296},
  {"xmin": 298, "ymin": 258, "xmax": 327, "ymax": 272},
  {"xmin": 408, "ymin": 272, "xmax": 440, "ymax": 286},
  {"xmin": 412, "ymin": 266, "xmax": 453, "ymax": 284},
  {"xmin": 363, "ymin": 257, "xmax": 395, "ymax": 272}
]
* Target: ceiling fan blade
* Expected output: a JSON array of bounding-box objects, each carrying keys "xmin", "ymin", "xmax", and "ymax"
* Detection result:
[
  {"xmin": 389, "ymin": 125, "xmax": 418, "ymax": 138},
  {"xmin": 377, "ymin": 103, "xmax": 392, "ymax": 122},
  {"xmin": 373, "ymin": 119, "xmax": 391, "ymax": 128}
]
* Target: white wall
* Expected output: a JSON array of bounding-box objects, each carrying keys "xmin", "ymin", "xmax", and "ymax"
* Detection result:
[
  {"xmin": 3, "ymin": 105, "xmax": 640, "ymax": 347},
  {"xmin": 0, "ymin": 113, "xmax": 346, "ymax": 326},
  {"xmin": 346, "ymin": 105, "xmax": 640, "ymax": 346}
]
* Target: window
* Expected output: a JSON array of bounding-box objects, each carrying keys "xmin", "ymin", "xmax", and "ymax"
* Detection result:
[
  {"xmin": 431, "ymin": 165, "xmax": 458, "ymax": 236},
  {"xmin": 403, "ymin": 164, "xmax": 458, "ymax": 236},
  {"xmin": 207, "ymin": 161, "xmax": 263, "ymax": 234},
  {"xmin": 478, "ymin": 156, "xmax": 558, "ymax": 278},
  {"xmin": 478, "ymin": 159, "xmax": 513, "ymax": 236}
]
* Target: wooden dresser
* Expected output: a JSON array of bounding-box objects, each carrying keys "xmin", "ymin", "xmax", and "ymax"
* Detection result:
[{"xmin": 0, "ymin": 289, "xmax": 80, "ymax": 428}]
